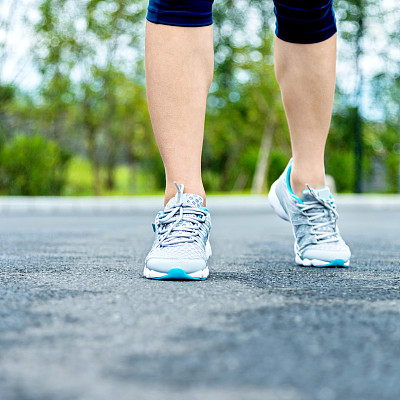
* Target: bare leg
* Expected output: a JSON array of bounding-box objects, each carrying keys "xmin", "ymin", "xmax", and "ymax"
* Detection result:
[
  {"xmin": 145, "ymin": 22, "xmax": 214, "ymax": 205},
  {"xmin": 274, "ymin": 34, "xmax": 337, "ymax": 198}
]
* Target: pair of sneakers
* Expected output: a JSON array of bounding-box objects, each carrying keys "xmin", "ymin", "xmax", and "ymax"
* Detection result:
[{"xmin": 144, "ymin": 160, "xmax": 351, "ymax": 280}]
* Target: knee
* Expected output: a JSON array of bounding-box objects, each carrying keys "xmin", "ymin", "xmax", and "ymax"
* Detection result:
[
  {"xmin": 273, "ymin": 0, "xmax": 337, "ymax": 44},
  {"xmin": 146, "ymin": 0, "xmax": 214, "ymax": 27}
]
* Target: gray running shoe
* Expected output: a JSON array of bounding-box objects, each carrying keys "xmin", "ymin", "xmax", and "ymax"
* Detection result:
[
  {"xmin": 144, "ymin": 182, "xmax": 211, "ymax": 280},
  {"xmin": 268, "ymin": 159, "xmax": 351, "ymax": 267}
]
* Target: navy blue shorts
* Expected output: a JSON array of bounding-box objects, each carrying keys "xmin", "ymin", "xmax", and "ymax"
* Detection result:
[{"xmin": 146, "ymin": 0, "xmax": 337, "ymax": 44}]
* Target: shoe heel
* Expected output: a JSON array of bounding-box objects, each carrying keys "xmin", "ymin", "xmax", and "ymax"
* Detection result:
[
  {"xmin": 268, "ymin": 181, "xmax": 290, "ymax": 221},
  {"xmin": 205, "ymin": 239, "xmax": 212, "ymax": 259}
]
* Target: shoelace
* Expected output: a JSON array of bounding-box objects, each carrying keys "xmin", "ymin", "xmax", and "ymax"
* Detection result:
[
  {"xmin": 156, "ymin": 183, "xmax": 207, "ymax": 247},
  {"xmin": 297, "ymin": 184, "xmax": 339, "ymax": 243}
]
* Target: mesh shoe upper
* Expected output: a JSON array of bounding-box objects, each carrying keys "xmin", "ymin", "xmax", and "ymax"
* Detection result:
[{"xmin": 146, "ymin": 184, "xmax": 211, "ymax": 263}]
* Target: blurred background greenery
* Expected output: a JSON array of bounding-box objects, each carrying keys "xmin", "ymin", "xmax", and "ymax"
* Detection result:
[{"xmin": 0, "ymin": 0, "xmax": 399, "ymax": 196}]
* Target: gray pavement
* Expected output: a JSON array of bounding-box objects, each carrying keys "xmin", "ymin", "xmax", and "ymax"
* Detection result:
[{"xmin": 0, "ymin": 197, "xmax": 400, "ymax": 400}]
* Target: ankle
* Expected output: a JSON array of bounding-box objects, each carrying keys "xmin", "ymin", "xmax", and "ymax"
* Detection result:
[
  {"xmin": 164, "ymin": 182, "xmax": 206, "ymax": 206},
  {"xmin": 290, "ymin": 167, "xmax": 325, "ymax": 200}
]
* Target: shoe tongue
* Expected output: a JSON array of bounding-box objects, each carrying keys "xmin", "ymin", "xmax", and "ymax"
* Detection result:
[
  {"xmin": 302, "ymin": 187, "xmax": 331, "ymax": 202},
  {"xmin": 165, "ymin": 192, "xmax": 204, "ymax": 209}
]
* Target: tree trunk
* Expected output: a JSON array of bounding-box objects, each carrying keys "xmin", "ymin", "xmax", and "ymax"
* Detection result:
[
  {"xmin": 353, "ymin": 3, "xmax": 365, "ymax": 193},
  {"xmin": 127, "ymin": 153, "xmax": 136, "ymax": 193},
  {"xmin": 87, "ymin": 128, "xmax": 101, "ymax": 196},
  {"xmin": 233, "ymin": 171, "xmax": 248, "ymax": 191},
  {"xmin": 105, "ymin": 148, "xmax": 117, "ymax": 191},
  {"xmin": 251, "ymin": 123, "xmax": 274, "ymax": 194},
  {"xmin": 398, "ymin": 118, "xmax": 400, "ymax": 194},
  {"xmin": 354, "ymin": 106, "xmax": 363, "ymax": 193}
]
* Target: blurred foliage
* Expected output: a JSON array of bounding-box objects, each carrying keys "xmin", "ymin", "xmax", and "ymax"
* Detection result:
[
  {"xmin": 0, "ymin": 85, "xmax": 15, "ymax": 105},
  {"xmin": 0, "ymin": 0, "xmax": 398, "ymax": 195},
  {"xmin": 0, "ymin": 134, "xmax": 70, "ymax": 195}
]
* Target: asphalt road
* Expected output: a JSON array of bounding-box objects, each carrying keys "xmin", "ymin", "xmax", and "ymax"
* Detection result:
[{"xmin": 1, "ymin": 201, "xmax": 400, "ymax": 400}]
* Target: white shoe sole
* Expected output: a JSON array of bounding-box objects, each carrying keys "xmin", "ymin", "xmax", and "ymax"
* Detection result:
[
  {"xmin": 143, "ymin": 266, "xmax": 210, "ymax": 280},
  {"xmin": 295, "ymin": 254, "xmax": 350, "ymax": 268}
]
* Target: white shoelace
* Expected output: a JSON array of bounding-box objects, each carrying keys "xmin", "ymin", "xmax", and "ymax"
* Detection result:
[
  {"xmin": 156, "ymin": 182, "xmax": 206, "ymax": 247},
  {"xmin": 297, "ymin": 185, "xmax": 339, "ymax": 243},
  {"xmin": 157, "ymin": 204, "xmax": 207, "ymax": 247}
]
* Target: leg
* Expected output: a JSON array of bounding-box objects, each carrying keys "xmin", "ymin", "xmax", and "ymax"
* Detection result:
[
  {"xmin": 144, "ymin": 1, "xmax": 214, "ymax": 280},
  {"xmin": 268, "ymin": 2, "xmax": 351, "ymax": 267},
  {"xmin": 145, "ymin": 2, "xmax": 214, "ymax": 205},
  {"xmin": 273, "ymin": 1, "xmax": 337, "ymax": 199}
]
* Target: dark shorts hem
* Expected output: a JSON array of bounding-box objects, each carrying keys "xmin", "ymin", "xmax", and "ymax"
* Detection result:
[
  {"xmin": 146, "ymin": 9, "xmax": 213, "ymax": 27},
  {"xmin": 275, "ymin": 25, "xmax": 337, "ymax": 44}
]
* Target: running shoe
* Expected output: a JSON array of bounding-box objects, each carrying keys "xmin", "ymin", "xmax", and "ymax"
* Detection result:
[
  {"xmin": 268, "ymin": 159, "xmax": 351, "ymax": 267},
  {"xmin": 144, "ymin": 182, "xmax": 212, "ymax": 280}
]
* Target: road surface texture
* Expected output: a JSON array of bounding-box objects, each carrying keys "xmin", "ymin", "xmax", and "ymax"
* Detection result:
[{"xmin": 1, "ymin": 197, "xmax": 400, "ymax": 400}]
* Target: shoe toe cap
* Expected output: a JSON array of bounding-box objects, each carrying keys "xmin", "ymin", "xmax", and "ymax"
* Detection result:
[
  {"xmin": 145, "ymin": 257, "xmax": 206, "ymax": 274},
  {"xmin": 302, "ymin": 244, "xmax": 351, "ymax": 263}
]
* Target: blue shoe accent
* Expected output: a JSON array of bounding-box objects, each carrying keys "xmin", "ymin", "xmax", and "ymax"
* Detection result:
[
  {"xmin": 314, "ymin": 259, "xmax": 349, "ymax": 268},
  {"xmin": 286, "ymin": 163, "xmax": 303, "ymax": 204},
  {"xmin": 153, "ymin": 268, "xmax": 207, "ymax": 281}
]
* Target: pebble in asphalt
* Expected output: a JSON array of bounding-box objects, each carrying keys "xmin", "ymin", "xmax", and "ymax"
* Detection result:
[{"xmin": 0, "ymin": 204, "xmax": 400, "ymax": 400}]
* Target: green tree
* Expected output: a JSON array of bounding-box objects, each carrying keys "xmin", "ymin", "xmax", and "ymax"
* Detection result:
[
  {"xmin": 0, "ymin": 134, "xmax": 70, "ymax": 195},
  {"xmin": 35, "ymin": 0, "xmax": 148, "ymax": 195}
]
